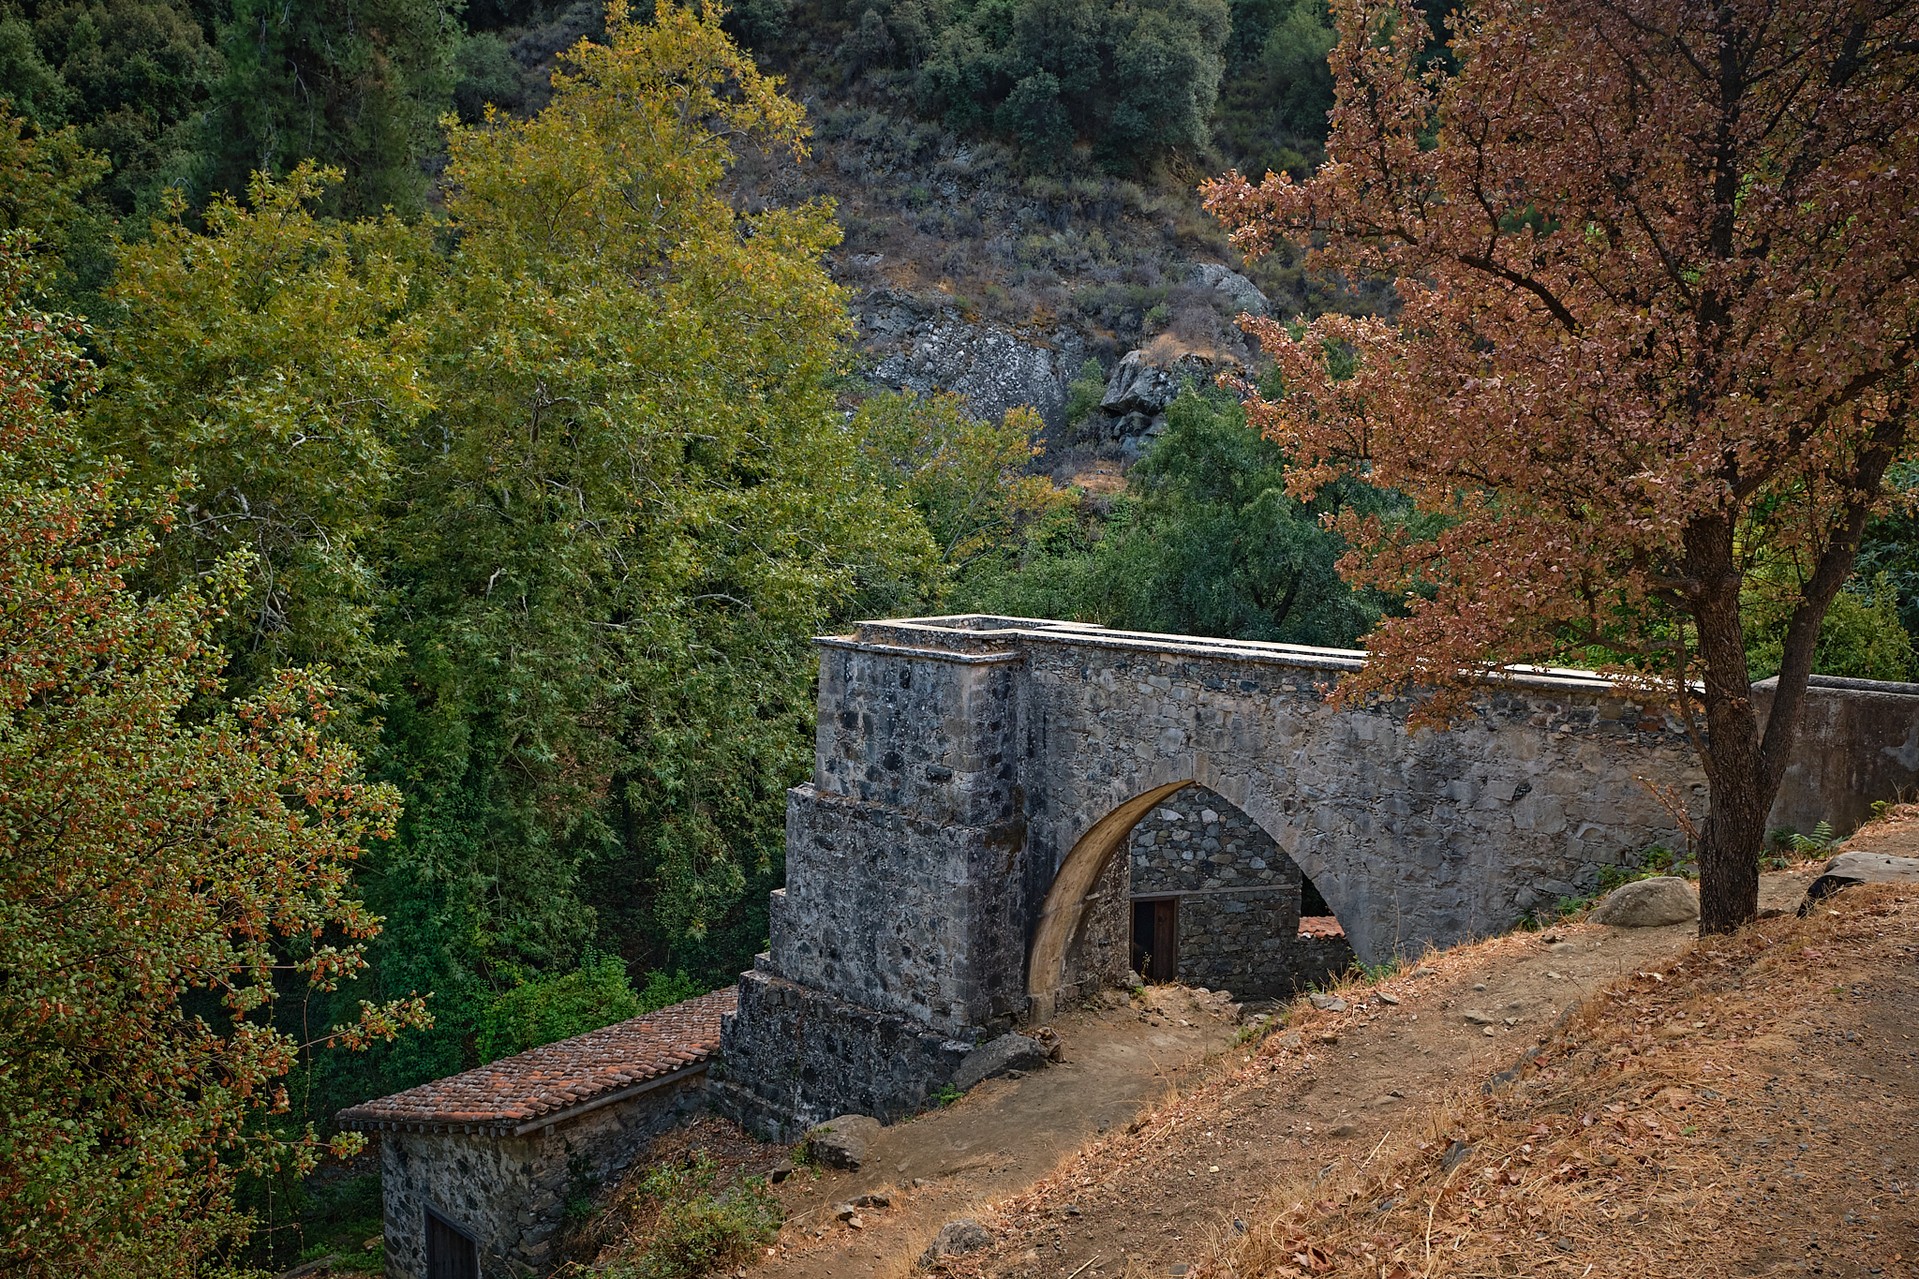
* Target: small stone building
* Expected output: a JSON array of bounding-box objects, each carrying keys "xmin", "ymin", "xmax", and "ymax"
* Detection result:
[
  {"xmin": 1075, "ymin": 784, "xmax": 1355, "ymax": 999},
  {"xmin": 336, "ymin": 988, "xmax": 736, "ymax": 1279}
]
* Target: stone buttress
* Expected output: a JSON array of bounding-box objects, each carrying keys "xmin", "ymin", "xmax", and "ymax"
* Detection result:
[{"xmin": 714, "ymin": 625, "xmax": 1036, "ymax": 1137}]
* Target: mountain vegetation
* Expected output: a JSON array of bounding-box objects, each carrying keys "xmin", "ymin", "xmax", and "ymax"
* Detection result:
[{"xmin": 1, "ymin": 0, "xmax": 1916, "ymax": 1268}]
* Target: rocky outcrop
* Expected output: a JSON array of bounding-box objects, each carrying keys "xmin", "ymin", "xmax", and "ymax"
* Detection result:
[
  {"xmin": 1192, "ymin": 262, "xmax": 1271, "ymax": 319},
  {"xmin": 857, "ymin": 288, "xmax": 1086, "ymax": 430},
  {"xmin": 1084, "ymin": 348, "xmax": 1228, "ymax": 456}
]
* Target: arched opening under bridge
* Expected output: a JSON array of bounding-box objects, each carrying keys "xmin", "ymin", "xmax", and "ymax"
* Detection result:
[{"xmin": 1032, "ymin": 781, "xmax": 1356, "ymax": 1010}]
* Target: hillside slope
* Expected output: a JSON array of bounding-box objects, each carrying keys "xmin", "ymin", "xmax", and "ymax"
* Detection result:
[{"xmin": 939, "ymin": 866, "xmax": 1919, "ymax": 1278}]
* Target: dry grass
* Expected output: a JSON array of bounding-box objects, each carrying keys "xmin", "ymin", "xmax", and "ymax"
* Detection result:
[{"xmin": 1216, "ymin": 886, "xmax": 1919, "ymax": 1279}]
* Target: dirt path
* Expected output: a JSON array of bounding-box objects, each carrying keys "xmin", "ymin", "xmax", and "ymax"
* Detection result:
[
  {"xmin": 754, "ymin": 985, "xmax": 1246, "ymax": 1276},
  {"xmin": 741, "ymin": 872, "xmax": 1826, "ymax": 1279},
  {"xmin": 927, "ymin": 865, "xmax": 1918, "ymax": 1279}
]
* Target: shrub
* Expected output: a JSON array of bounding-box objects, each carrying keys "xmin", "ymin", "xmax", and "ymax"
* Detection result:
[
  {"xmin": 476, "ymin": 954, "xmax": 643, "ymax": 1062},
  {"xmin": 616, "ymin": 1155, "xmax": 781, "ymax": 1279}
]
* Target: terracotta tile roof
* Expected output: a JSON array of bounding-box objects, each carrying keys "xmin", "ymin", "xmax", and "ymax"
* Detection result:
[
  {"xmin": 336, "ymin": 987, "xmax": 737, "ymax": 1136},
  {"xmin": 1297, "ymin": 915, "xmax": 1348, "ymax": 939}
]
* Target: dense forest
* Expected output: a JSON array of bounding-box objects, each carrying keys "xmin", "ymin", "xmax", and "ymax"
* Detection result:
[{"xmin": 3, "ymin": 0, "xmax": 1917, "ymax": 1271}]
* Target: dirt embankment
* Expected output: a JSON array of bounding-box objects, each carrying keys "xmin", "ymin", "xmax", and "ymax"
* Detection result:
[
  {"xmin": 930, "ymin": 864, "xmax": 1918, "ymax": 1279},
  {"xmin": 587, "ymin": 834, "xmax": 1919, "ymax": 1279}
]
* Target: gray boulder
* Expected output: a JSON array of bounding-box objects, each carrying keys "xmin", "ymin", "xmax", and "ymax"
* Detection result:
[
  {"xmin": 950, "ymin": 1032, "xmax": 1049, "ymax": 1092},
  {"xmin": 1192, "ymin": 262, "xmax": 1270, "ymax": 318},
  {"xmin": 806, "ymin": 1114, "xmax": 882, "ymax": 1170},
  {"xmin": 1589, "ymin": 876, "xmax": 1699, "ymax": 927},
  {"xmin": 921, "ymin": 1218, "xmax": 992, "ymax": 1263},
  {"xmin": 1099, "ymin": 350, "xmax": 1181, "ymax": 416},
  {"xmin": 1800, "ymin": 851, "xmax": 1919, "ymax": 914}
]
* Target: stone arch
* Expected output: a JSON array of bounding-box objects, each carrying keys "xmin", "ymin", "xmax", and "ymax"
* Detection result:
[
  {"xmin": 1026, "ymin": 779, "xmax": 1192, "ymax": 1010},
  {"xmin": 1026, "ymin": 770, "xmax": 1366, "ymax": 1012}
]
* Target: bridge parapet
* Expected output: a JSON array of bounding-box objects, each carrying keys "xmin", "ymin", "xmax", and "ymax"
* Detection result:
[{"xmin": 716, "ymin": 617, "xmax": 1919, "ymax": 1137}]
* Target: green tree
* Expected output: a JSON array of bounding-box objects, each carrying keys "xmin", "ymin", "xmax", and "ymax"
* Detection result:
[
  {"xmin": 90, "ymin": 165, "xmax": 434, "ymax": 707},
  {"xmin": 340, "ymin": 0, "xmax": 937, "ymax": 1095},
  {"xmin": 0, "ymin": 240, "xmax": 424, "ymax": 1276},
  {"xmin": 960, "ymin": 388, "xmax": 1384, "ymax": 644},
  {"xmin": 202, "ymin": 0, "xmax": 460, "ymax": 215},
  {"xmin": 0, "ymin": 0, "xmax": 221, "ymax": 212},
  {"xmin": 920, "ymin": 0, "xmax": 1228, "ymax": 164},
  {"xmin": 851, "ymin": 389, "xmax": 1070, "ymax": 584}
]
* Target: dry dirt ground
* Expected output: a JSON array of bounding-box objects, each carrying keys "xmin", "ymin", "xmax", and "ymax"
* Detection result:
[{"xmin": 594, "ymin": 825, "xmax": 1919, "ymax": 1279}]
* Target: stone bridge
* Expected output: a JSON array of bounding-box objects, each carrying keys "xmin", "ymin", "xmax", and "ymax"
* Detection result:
[{"xmin": 715, "ymin": 616, "xmax": 1919, "ymax": 1136}]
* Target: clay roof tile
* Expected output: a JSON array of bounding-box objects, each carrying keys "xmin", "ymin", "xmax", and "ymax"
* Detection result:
[{"xmin": 334, "ymin": 987, "xmax": 737, "ymax": 1135}]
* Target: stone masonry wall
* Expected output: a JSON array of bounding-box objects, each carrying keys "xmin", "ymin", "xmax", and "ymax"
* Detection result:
[
  {"xmin": 725, "ymin": 617, "xmax": 1919, "ymax": 1134},
  {"xmin": 713, "ymin": 964, "xmax": 972, "ymax": 1140},
  {"xmin": 1125, "ymin": 785, "xmax": 1350, "ymax": 998},
  {"xmin": 379, "ymin": 1074, "xmax": 707, "ymax": 1279}
]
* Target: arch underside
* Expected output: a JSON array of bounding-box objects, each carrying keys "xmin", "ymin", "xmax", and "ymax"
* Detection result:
[{"xmin": 1026, "ymin": 779, "xmax": 1193, "ymax": 1011}]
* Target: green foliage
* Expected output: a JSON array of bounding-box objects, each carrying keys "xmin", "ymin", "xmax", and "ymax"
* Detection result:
[
  {"xmin": 91, "ymin": 164, "xmax": 433, "ymax": 709},
  {"xmin": 0, "ymin": 109, "xmax": 109, "ymax": 299},
  {"xmin": 919, "ymin": 0, "xmax": 1229, "ymax": 166},
  {"xmin": 931, "ymin": 1082, "xmax": 965, "ymax": 1106},
  {"xmin": 1211, "ymin": 0, "xmax": 1334, "ymax": 177},
  {"xmin": 613, "ymin": 1155, "xmax": 781, "ymax": 1279},
  {"xmin": 1063, "ymin": 357, "xmax": 1105, "ymax": 425},
  {"xmin": 0, "ymin": 240, "xmax": 426, "ymax": 1276},
  {"xmin": 0, "ymin": 0, "xmax": 220, "ymax": 218},
  {"xmin": 637, "ymin": 968, "xmax": 707, "ymax": 1014},
  {"xmin": 202, "ymin": 0, "xmax": 460, "ymax": 215},
  {"xmin": 959, "ymin": 387, "xmax": 1387, "ymax": 645},
  {"xmin": 1745, "ymin": 573, "xmax": 1916, "ymax": 683},
  {"xmin": 851, "ymin": 388, "xmax": 1064, "ymax": 583},
  {"xmin": 452, "ymin": 30, "xmax": 528, "ymax": 122},
  {"xmin": 476, "ymin": 954, "xmax": 644, "ymax": 1062},
  {"xmin": 91, "ymin": 8, "xmax": 943, "ymax": 1124}
]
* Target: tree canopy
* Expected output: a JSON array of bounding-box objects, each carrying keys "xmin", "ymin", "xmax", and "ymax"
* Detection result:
[
  {"xmin": 1205, "ymin": 0, "xmax": 1919, "ymax": 932},
  {"xmin": 0, "ymin": 241, "xmax": 424, "ymax": 1275}
]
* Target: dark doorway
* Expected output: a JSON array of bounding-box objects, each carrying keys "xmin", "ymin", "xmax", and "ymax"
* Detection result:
[
  {"xmin": 1301, "ymin": 873, "xmax": 1333, "ymax": 917},
  {"xmin": 1130, "ymin": 897, "xmax": 1178, "ymax": 982},
  {"xmin": 425, "ymin": 1207, "xmax": 480, "ymax": 1279}
]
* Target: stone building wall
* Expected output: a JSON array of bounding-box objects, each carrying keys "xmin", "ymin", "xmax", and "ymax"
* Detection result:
[
  {"xmin": 1125, "ymin": 785, "xmax": 1350, "ymax": 998},
  {"xmin": 378, "ymin": 1073, "xmax": 707, "ymax": 1278}
]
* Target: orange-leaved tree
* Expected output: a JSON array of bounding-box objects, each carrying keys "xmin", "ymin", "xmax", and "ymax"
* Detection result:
[
  {"xmin": 0, "ymin": 240, "xmax": 427, "ymax": 1275},
  {"xmin": 1205, "ymin": 0, "xmax": 1919, "ymax": 933}
]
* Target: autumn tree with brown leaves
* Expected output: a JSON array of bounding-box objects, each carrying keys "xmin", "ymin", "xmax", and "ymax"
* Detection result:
[
  {"xmin": 1205, "ymin": 0, "xmax": 1919, "ymax": 933},
  {"xmin": 0, "ymin": 241, "xmax": 427, "ymax": 1275}
]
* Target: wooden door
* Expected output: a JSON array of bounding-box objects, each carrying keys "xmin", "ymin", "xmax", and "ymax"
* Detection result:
[
  {"xmin": 1131, "ymin": 898, "xmax": 1179, "ymax": 982},
  {"xmin": 426, "ymin": 1207, "xmax": 479, "ymax": 1279},
  {"xmin": 1151, "ymin": 899, "xmax": 1178, "ymax": 982}
]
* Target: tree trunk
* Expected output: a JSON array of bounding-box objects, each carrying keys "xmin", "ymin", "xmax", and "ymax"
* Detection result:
[
  {"xmin": 1686, "ymin": 517, "xmax": 1773, "ymax": 935},
  {"xmin": 1696, "ymin": 764, "xmax": 1770, "ymax": 935}
]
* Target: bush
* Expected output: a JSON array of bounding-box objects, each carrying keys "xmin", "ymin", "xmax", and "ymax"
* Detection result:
[
  {"xmin": 1063, "ymin": 357, "xmax": 1107, "ymax": 425},
  {"xmin": 617, "ymin": 1155, "xmax": 781, "ymax": 1279},
  {"xmin": 1746, "ymin": 572, "xmax": 1916, "ymax": 682}
]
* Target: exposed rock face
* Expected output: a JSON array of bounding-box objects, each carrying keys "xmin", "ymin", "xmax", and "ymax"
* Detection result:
[
  {"xmin": 806, "ymin": 1114, "xmax": 883, "ymax": 1169},
  {"xmin": 1802, "ymin": 851, "xmax": 1919, "ymax": 914},
  {"xmin": 1085, "ymin": 348, "xmax": 1227, "ymax": 455},
  {"xmin": 1589, "ymin": 876, "xmax": 1700, "ymax": 927},
  {"xmin": 1192, "ymin": 262, "xmax": 1271, "ymax": 318},
  {"xmin": 1099, "ymin": 349, "xmax": 1183, "ymax": 416},
  {"xmin": 858, "ymin": 288, "xmax": 1086, "ymax": 429}
]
